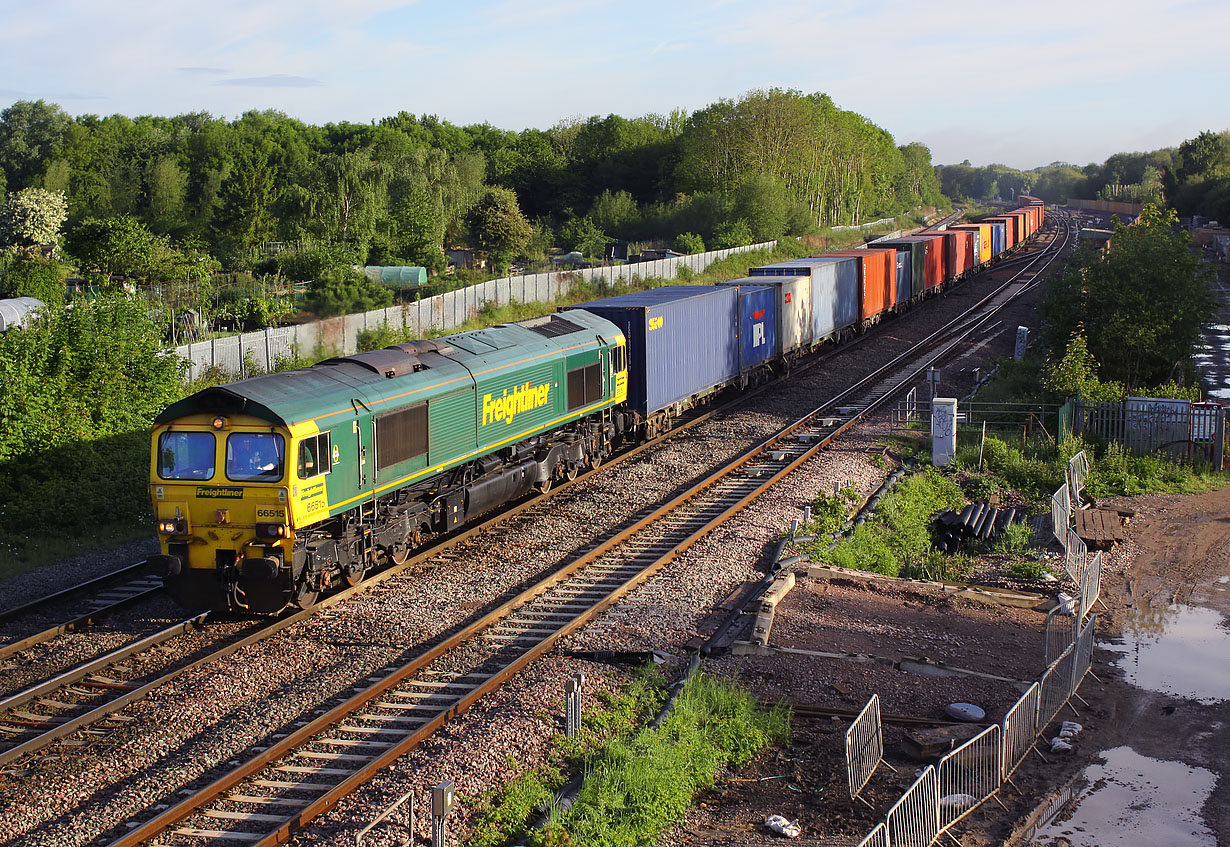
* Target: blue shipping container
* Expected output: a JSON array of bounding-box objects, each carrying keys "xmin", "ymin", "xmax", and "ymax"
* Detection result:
[
  {"xmin": 749, "ymin": 259, "xmax": 858, "ymax": 340},
  {"xmin": 987, "ymin": 222, "xmax": 1006, "ymax": 256},
  {"xmin": 893, "ymin": 249, "xmax": 910, "ymax": 306},
  {"xmin": 733, "ymin": 285, "xmax": 777, "ymax": 372},
  {"xmin": 567, "ymin": 286, "xmax": 739, "ymax": 417}
]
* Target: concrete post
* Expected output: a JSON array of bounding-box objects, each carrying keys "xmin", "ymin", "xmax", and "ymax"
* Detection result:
[
  {"xmin": 932, "ymin": 397, "xmax": 958, "ymax": 467},
  {"xmin": 1015, "ymin": 326, "xmax": 1029, "ymax": 360}
]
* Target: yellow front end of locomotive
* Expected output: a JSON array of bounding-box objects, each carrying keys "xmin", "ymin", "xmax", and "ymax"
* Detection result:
[{"xmin": 148, "ymin": 412, "xmax": 297, "ymax": 612}]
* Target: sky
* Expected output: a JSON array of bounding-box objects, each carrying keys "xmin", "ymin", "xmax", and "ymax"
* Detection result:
[{"xmin": 1, "ymin": 0, "xmax": 1227, "ymax": 170}]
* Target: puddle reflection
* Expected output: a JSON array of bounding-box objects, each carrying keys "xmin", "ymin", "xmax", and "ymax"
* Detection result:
[
  {"xmin": 1031, "ymin": 746, "xmax": 1216, "ymax": 846},
  {"xmin": 1102, "ymin": 604, "xmax": 1230, "ymax": 704}
]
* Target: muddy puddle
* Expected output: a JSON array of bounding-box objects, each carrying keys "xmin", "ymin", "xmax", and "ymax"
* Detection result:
[
  {"xmin": 1030, "ymin": 746, "xmax": 1217, "ymax": 846},
  {"xmin": 1103, "ymin": 602, "xmax": 1230, "ymax": 704}
]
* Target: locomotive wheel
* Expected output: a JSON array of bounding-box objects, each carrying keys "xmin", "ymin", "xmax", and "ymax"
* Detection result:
[
  {"xmin": 294, "ymin": 579, "xmax": 320, "ymax": 608},
  {"xmin": 539, "ymin": 477, "xmax": 553, "ymax": 493},
  {"xmin": 589, "ymin": 454, "xmax": 603, "ymax": 470},
  {"xmin": 344, "ymin": 562, "xmax": 367, "ymax": 587},
  {"xmin": 566, "ymin": 465, "xmax": 578, "ymax": 481}
]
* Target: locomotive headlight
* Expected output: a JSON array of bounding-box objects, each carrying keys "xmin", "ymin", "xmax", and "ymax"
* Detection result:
[
  {"xmin": 255, "ymin": 522, "xmax": 287, "ymax": 539},
  {"xmin": 158, "ymin": 519, "xmax": 188, "ymax": 535},
  {"xmin": 211, "ymin": 416, "xmax": 228, "ymax": 430}
]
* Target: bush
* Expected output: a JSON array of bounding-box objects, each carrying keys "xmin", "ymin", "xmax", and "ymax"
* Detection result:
[
  {"xmin": 273, "ymin": 241, "xmax": 363, "ymax": 282},
  {"xmin": 712, "ymin": 218, "xmax": 754, "ymax": 248},
  {"xmin": 814, "ymin": 469, "xmax": 964, "ymax": 577},
  {"xmin": 0, "ymin": 254, "xmax": 65, "ymax": 304},
  {"xmin": 674, "ymin": 232, "xmax": 705, "ymax": 254},
  {"xmin": 305, "ymin": 267, "xmax": 393, "ymax": 317}
]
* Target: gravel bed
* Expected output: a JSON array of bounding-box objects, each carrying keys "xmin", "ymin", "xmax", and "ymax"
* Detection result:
[
  {"xmin": 0, "ymin": 252, "xmax": 1058, "ymax": 846},
  {"xmin": 0, "ymin": 537, "xmax": 159, "ymax": 616},
  {"xmin": 0, "ymin": 592, "xmax": 200, "ymax": 699}
]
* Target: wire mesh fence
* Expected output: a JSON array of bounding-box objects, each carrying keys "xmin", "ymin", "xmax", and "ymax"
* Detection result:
[{"xmin": 846, "ymin": 694, "xmax": 886, "ymax": 801}]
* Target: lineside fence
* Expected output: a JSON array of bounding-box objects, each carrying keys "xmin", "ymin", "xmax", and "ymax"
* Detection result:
[
  {"xmin": 1059, "ymin": 397, "xmax": 1225, "ymax": 467},
  {"xmin": 172, "ymin": 241, "xmax": 777, "ymax": 381},
  {"xmin": 845, "ymin": 454, "xmax": 1103, "ymax": 846}
]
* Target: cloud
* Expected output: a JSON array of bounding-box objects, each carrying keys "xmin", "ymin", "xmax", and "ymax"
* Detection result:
[
  {"xmin": 214, "ymin": 74, "xmax": 324, "ymax": 88},
  {"xmin": 177, "ymin": 67, "xmax": 228, "ymax": 75}
]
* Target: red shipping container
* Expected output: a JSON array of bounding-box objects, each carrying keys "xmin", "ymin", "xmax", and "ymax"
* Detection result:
[{"xmin": 824, "ymin": 248, "xmax": 897, "ymax": 319}]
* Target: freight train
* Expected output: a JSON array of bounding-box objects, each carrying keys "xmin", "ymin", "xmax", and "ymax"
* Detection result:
[{"xmin": 149, "ymin": 202, "xmax": 1045, "ymax": 613}]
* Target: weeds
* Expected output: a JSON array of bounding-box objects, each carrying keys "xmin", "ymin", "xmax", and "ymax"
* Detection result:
[
  {"xmin": 809, "ymin": 469, "xmax": 965, "ymax": 578},
  {"xmin": 467, "ymin": 670, "xmax": 788, "ymax": 847}
]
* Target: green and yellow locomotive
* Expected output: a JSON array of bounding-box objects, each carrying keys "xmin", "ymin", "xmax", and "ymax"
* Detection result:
[{"xmin": 149, "ymin": 311, "xmax": 627, "ymax": 613}]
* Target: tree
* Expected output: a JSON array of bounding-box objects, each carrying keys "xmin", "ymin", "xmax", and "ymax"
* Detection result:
[
  {"xmin": 713, "ymin": 218, "xmax": 753, "ymax": 248},
  {"xmin": 211, "ymin": 145, "xmax": 281, "ymax": 257},
  {"xmin": 65, "ymin": 215, "xmax": 155, "ymax": 282},
  {"xmin": 0, "ymin": 100, "xmax": 72, "ymax": 190},
  {"xmin": 560, "ymin": 216, "xmax": 609, "ymax": 260},
  {"xmin": 732, "ymin": 174, "xmax": 789, "ymax": 242},
  {"xmin": 0, "ymin": 255, "xmax": 65, "ymax": 304},
  {"xmin": 1041, "ymin": 204, "xmax": 1216, "ymax": 388},
  {"xmin": 305, "ymin": 267, "xmax": 393, "ymax": 317},
  {"xmin": 0, "ymin": 187, "xmax": 68, "ymax": 248},
  {"xmin": 465, "ymin": 187, "xmax": 532, "ymax": 273}
]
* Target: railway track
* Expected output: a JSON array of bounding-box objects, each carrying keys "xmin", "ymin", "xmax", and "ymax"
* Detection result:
[
  {"xmin": 0, "ymin": 565, "xmax": 164, "ymax": 663},
  {"xmin": 104, "ymin": 212, "xmax": 1070, "ymax": 846}
]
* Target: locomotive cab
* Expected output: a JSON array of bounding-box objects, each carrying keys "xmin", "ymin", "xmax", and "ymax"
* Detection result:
[{"xmin": 150, "ymin": 412, "xmax": 296, "ymax": 613}]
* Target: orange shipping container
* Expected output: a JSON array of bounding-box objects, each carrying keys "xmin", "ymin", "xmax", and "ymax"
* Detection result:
[{"xmin": 824, "ymin": 248, "xmax": 896, "ymax": 319}]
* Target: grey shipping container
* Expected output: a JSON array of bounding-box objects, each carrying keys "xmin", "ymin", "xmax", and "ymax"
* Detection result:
[
  {"xmin": 566, "ymin": 286, "xmax": 740, "ymax": 417},
  {"xmin": 748, "ymin": 259, "xmax": 858, "ymax": 341},
  {"xmin": 717, "ymin": 275, "xmax": 812, "ymax": 358}
]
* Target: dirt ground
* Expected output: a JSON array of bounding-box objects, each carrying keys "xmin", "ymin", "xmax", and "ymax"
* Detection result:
[{"xmin": 667, "ymin": 485, "xmax": 1230, "ymax": 847}]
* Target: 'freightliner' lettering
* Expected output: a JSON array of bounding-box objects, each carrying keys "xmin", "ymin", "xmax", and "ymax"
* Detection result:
[{"xmin": 482, "ymin": 382, "xmax": 551, "ymax": 426}]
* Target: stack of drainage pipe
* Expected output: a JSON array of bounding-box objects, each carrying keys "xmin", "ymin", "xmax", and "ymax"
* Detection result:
[{"xmin": 932, "ymin": 501, "xmax": 1022, "ymax": 552}]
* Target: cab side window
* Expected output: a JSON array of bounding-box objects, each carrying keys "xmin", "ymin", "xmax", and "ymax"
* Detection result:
[
  {"xmin": 298, "ymin": 432, "xmax": 331, "ymax": 479},
  {"xmin": 611, "ymin": 345, "xmax": 626, "ymax": 373}
]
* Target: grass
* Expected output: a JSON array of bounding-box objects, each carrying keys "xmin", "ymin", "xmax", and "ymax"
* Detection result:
[
  {"xmin": 465, "ymin": 669, "xmax": 790, "ymax": 847},
  {"xmin": 803, "ymin": 468, "xmax": 967, "ymax": 580}
]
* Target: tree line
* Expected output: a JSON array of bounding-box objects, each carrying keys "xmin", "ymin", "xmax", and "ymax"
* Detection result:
[
  {"xmin": 0, "ymin": 90, "xmax": 945, "ymax": 312},
  {"xmin": 935, "ymin": 129, "xmax": 1230, "ymax": 221}
]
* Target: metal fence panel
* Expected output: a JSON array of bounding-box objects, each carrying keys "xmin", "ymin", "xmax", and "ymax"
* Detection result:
[
  {"xmin": 1071, "ymin": 614, "xmax": 1097, "ymax": 694},
  {"xmin": 938, "ymin": 725, "xmax": 1003, "ymax": 832},
  {"xmin": 1051, "ymin": 484, "xmax": 1070, "ymax": 547},
  {"xmin": 886, "ymin": 766, "xmax": 939, "ymax": 847},
  {"xmin": 1044, "ymin": 606, "xmax": 1077, "ymax": 667},
  {"xmin": 1078, "ymin": 551, "xmax": 1102, "ymax": 622},
  {"xmin": 846, "ymin": 694, "xmax": 885, "ymax": 800},
  {"xmin": 1064, "ymin": 529, "xmax": 1086, "ymax": 584},
  {"xmin": 1067, "ymin": 450, "xmax": 1089, "ymax": 505},
  {"xmin": 1038, "ymin": 644, "xmax": 1076, "ymax": 730},
  {"xmin": 1001, "ymin": 683, "xmax": 1040, "ymax": 782},
  {"xmin": 854, "ymin": 822, "xmax": 888, "ymax": 847}
]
